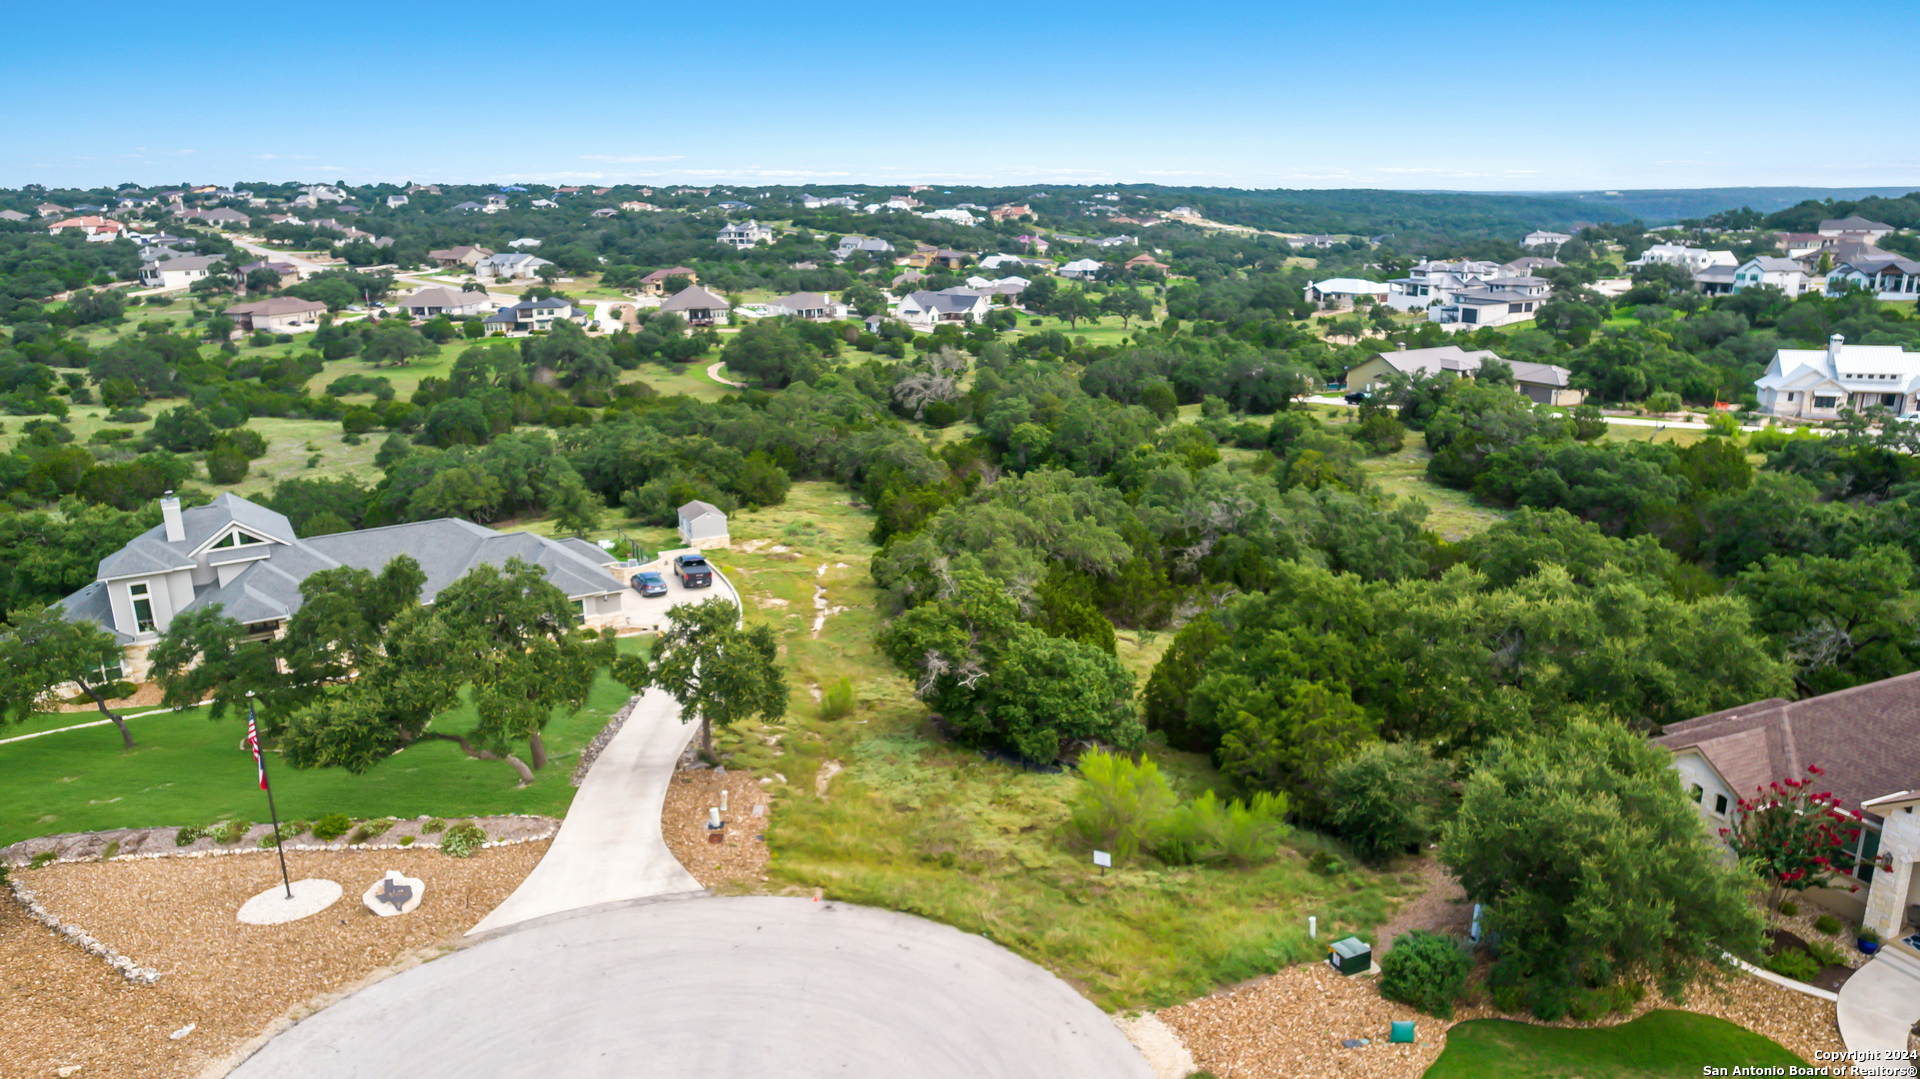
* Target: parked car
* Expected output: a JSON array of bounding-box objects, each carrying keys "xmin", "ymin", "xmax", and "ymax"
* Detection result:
[
  {"xmin": 1344, "ymin": 390, "xmax": 1371, "ymax": 405},
  {"xmin": 631, "ymin": 570, "xmax": 667, "ymax": 597},
  {"xmin": 672, "ymin": 554, "xmax": 712, "ymax": 588}
]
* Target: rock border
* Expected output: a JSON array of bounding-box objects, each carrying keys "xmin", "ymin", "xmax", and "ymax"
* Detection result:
[
  {"xmin": 5, "ymin": 872, "xmax": 163, "ymax": 985},
  {"xmin": 571, "ymin": 694, "xmax": 644, "ymax": 787},
  {"xmin": 1, "ymin": 814, "xmax": 560, "ymax": 867}
]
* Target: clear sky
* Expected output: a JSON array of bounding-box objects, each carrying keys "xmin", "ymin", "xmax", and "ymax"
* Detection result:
[{"xmin": 6, "ymin": 0, "xmax": 1917, "ymax": 192}]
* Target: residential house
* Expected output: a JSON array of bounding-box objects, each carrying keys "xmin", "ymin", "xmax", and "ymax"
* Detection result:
[
  {"xmin": 834, "ymin": 237, "xmax": 894, "ymax": 262},
  {"xmin": 139, "ymin": 254, "xmax": 222, "ymax": 290},
  {"xmin": 1630, "ymin": 244, "xmax": 1738, "ymax": 274},
  {"xmin": 450, "ymin": 201, "xmax": 486, "ymax": 213},
  {"xmin": 0, "ymin": 209, "xmax": 28, "ymax": 222},
  {"xmin": 222, "ymin": 297, "xmax": 327, "ymax": 333},
  {"xmin": 894, "ymin": 289, "xmax": 991, "ymax": 328},
  {"xmin": 1013, "ymin": 235, "xmax": 1051, "ymax": 254},
  {"xmin": 991, "ymin": 204, "xmax": 1037, "ymax": 221},
  {"xmin": 1093, "ymin": 235, "xmax": 1137, "ymax": 248},
  {"xmin": 677, "ymin": 501, "xmax": 730, "ymax": 548},
  {"xmin": 428, "ymin": 245, "xmax": 493, "ymax": 269},
  {"xmin": 1523, "ymin": 229, "xmax": 1572, "ymax": 249},
  {"xmin": 638, "ymin": 267, "xmax": 698, "ymax": 296},
  {"xmin": 890, "ymin": 270, "xmax": 926, "ymax": 290},
  {"xmin": 883, "ymin": 196, "xmax": 921, "ymax": 211},
  {"xmin": 1293, "ymin": 235, "xmax": 1340, "ymax": 248},
  {"xmin": 195, "ymin": 208, "xmax": 251, "ymax": 229},
  {"xmin": 57, "ymin": 493, "xmax": 634, "ymax": 681},
  {"xmin": 301, "ymin": 184, "xmax": 346, "ymax": 202},
  {"xmin": 35, "ymin": 203, "xmax": 70, "ymax": 218},
  {"xmin": 475, "ymin": 252, "xmax": 554, "ymax": 280},
  {"xmin": 1124, "ymin": 253, "xmax": 1170, "ymax": 272},
  {"xmin": 1343, "ymin": 344, "xmax": 1581, "ymax": 406},
  {"xmin": 1731, "ymin": 256, "xmax": 1812, "ymax": 297},
  {"xmin": 1818, "ymin": 215, "xmax": 1896, "ymax": 242},
  {"xmin": 237, "ymin": 259, "xmax": 301, "ymax": 288},
  {"xmin": 507, "ymin": 237, "xmax": 542, "ymax": 249},
  {"xmin": 1432, "ymin": 286, "xmax": 1546, "ymax": 330},
  {"xmin": 1655, "ymin": 672, "xmax": 1920, "ymax": 941},
  {"xmin": 46, "ymin": 216, "xmax": 126, "ymax": 240},
  {"xmin": 930, "ymin": 249, "xmax": 972, "ymax": 270},
  {"xmin": 529, "ymin": 199, "xmax": 558, "ymax": 209},
  {"xmin": 658, "ymin": 284, "xmax": 732, "ymax": 326},
  {"xmin": 1308, "ymin": 277, "xmax": 1391, "ymax": 306},
  {"xmin": 1755, "ymin": 334, "xmax": 1919, "ymax": 419},
  {"xmin": 264, "ymin": 213, "xmax": 304, "ymax": 226},
  {"xmin": 1778, "ymin": 232, "xmax": 1827, "ymax": 258},
  {"xmin": 406, "ymin": 184, "xmax": 442, "ymax": 195},
  {"xmin": 714, "ymin": 201, "xmax": 754, "ymax": 211},
  {"xmin": 765, "ymin": 292, "xmax": 846, "ymax": 321},
  {"xmin": 717, "ymin": 220, "xmax": 774, "ymax": 248},
  {"xmin": 977, "ymin": 253, "xmax": 1040, "ymax": 270},
  {"xmin": 1058, "ymin": 258, "xmax": 1104, "ymax": 281},
  {"xmin": 1826, "ymin": 257, "xmax": 1920, "ymax": 302},
  {"xmin": 1384, "ymin": 258, "xmax": 1507, "ymax": 311},
  {"xmin": 799, "ymin": 194, "xmax": 857, "ymax": 210},
  {"xmin": 590, "ymin": 208, "xmax": 618, "ymax": 218},
  {"xmin": 483, "ymin": 297, "xmax": 579, "ymax": 335},
  {"xmin": 922, "ymin": 208, "xmax": 977, "ymax": 226},
  {"xmin": 400, "ymin": 287, "xmax": 493, "ymax": 318},
  {"xmin": 1502, "ymin": 256, "xmax": 1564, "ymax": 275},
  {"xmin": 1694, "ymin": 266, "xmax": 1739, "ymax": 295},
  {"xmin": 619, "ymin": 201, "xmax": 661, "ymax": 212},
  {"xmin": 386, "ymin": 195, "xmax": 409, "ymax": 208}
]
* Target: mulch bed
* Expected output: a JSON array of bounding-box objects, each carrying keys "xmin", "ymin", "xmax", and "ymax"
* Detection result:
[
  {"xmin": 660, "ymin": 767, "xmax": 772, "ymax": 890},
  {"xmin": 0, "ymin": 841, "xmax": 549, "ymax": 1079}
]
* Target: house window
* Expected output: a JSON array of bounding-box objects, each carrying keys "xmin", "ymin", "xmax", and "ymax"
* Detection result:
[
  {"xmin": 1813, "ymin": 396, "xmax": 1838, "ymax": 410},
  {"xmin": 1690, "ymin": 784, "xmax": 1704, "ymax": 803},
  {"xmin": 212, "ymin": 531, "xmax": 264, "ymax": 549},
  {"xmin": 1713, "ymin": 793, "xmax": 1728, "ymax": 815},
  {"xmin": 1851, "ymin": 825, "xmax": 1881, "ymax": 884},
  {"xmin": 128, "ymin": 582, "xmax": 155, "ymax": 633}
]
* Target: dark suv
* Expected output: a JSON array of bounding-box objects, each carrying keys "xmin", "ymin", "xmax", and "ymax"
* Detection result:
[
  {"xmin": 631, "ymin": 570, "xmax": 668, "ymax": 597},
  {"xmin": 673, "ymin": 554, "xmax": 712, "ymax": 588}
]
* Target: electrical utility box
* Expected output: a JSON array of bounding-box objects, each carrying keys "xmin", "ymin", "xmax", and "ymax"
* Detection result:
[{"xmin": 1327, "ymin": 936, "xmax": 1372, "ymax": 975}]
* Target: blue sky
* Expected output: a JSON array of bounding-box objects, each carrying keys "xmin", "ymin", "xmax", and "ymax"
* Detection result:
[{"xmin": 5, "ymin": 0, "xmax": 1917, "ymax": 192}]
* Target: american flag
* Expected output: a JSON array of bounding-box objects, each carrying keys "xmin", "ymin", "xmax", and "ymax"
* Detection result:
[{"xmin": 246, "ymin": 709, "xmax": 267, "ymax": 791}]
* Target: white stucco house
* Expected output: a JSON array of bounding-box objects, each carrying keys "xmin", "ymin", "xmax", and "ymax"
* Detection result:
[
  {"xmin": 139, "ymin": 254, "xmax": 222, "ymax": 290},
  {"xmin": 400, "ymin": 286, "xmax": 493, "ymax": 318},
  {"xmin": 894, "ymin": 289, "xmax": 991, "ymax": 328},
  {"xmin": 475, "ymin": 252, "xmax": 554, "ymax": 280},
  {"xmin": 1523, "ymin": 229, "xmax": 1572, "ymax": 249},
  {"xmin": 1656, "ymin": 673, "xmax": 1920, "ymax": 942},
  {"xmin": 1630, "ymin": 244, "xmax": 1738, "ymax": 275},
  {"xmin": 1754, "ymin": 335, "xmax": 1919, "ymax": 420},
  {"xmin": 1731, "ymin": 256, "xmax": 1812, "ymax": 297},
  {"xmin": 1058, "ymin": 258, "xmax": 1103, "ymax": 281},
  {"xmin": 1307, "ymin": 278, "xmax": 1391, "ymax": 306},
  {"xmin": 717, "ymin": 220, "xmax": 774, "ymax": 248},
  {"xmin": 677, "ymin": 500, "xmax": 730, "ymax": 548}
]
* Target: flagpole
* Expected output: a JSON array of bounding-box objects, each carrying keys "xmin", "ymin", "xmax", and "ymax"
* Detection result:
[{"xmin": 249, "ymin": 694, "xmax": 293, "ymax": 900}]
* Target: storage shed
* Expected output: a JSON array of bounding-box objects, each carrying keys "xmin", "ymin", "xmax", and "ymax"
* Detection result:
[{"xmin": 677, "ymin": 501, "xmax": 730, "ymax": 549}]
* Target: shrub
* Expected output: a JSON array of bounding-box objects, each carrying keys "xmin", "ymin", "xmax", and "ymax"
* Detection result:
[
  {"xmin": 1764, "ymin": 948, "xmax": 1821, "ymax": 982},
  {"xmin": 399, "ymin": 835, "xmax": 415, "ymax": 846},
  {"xmin": 1813, "ymin": 914, "xmax": 1843, "ymax": 936},
  {"xmin": 311, "ymin": 813, "xmax": 353, "ymax": 841},
  {"xmin": 1326, "ymin": 742, "xmax": 1452, "ymax": 862},
  {"xmin": 1491, "ymin": 984, "xmax": 1526, "ymax": 1014},
  {"xmin": 105, "ymin": 408, "xmax": 151, "ymax": 424},
  {"xmin": 1153, "ymin": 790, "xmax": 1288, "ymax": 867},
  {"xmin": 349, "ymin": 819, "xmax": 395, "ymax": 844},
  {"xmin": 1308, "ymin": 850, "xmax": 1348, "ymax": 877},
  {"xmin": 1644, "ymin": 390, "xmax": 1682, "ymax": 414},
  {"xmin": 422, "ymin": 818, "xmax": 447, "ymax": 834},
  {"xmin": 29, "ymin": 851, "xmax": 57, "ymax": 869},
  {"xmin": 819, "ymin": 676, "xmax": 855, "ymax": 721},
  {"xmin": 100, "ymin": 841, "xmax": 119, "ymax": 861},
  {"xmin": 283, "ymin": 820, "xmax": 309, "ymax": 837},
  {"xmin": 1068, "ymin": 750, "xmax": 1175, "ymax": 863},
  {"xmin": 1807, "ymin": 940, "xmax": 1848, "ymax": 968},
  {"xmin": 1567, "ymin": 986, "xmax": 1613, "ymax": 1022},
  {"xmin": 1379, "ymin": 930, "xmax": 1472, "ymax": 1019},
  {"xmin": 211, "ymin": 819, "xmax": 249, "ymax": 844},
  {"xmin": 174, "ymin": 825, "xmax": 206, "ymax": 846},
  {"xmin": 1529, "ymin": 980, "xmax": 1570, "ymax": 1022},
  {"xmin": 256, "ymin": 832, "xmax": 281, "ymax": 849},
  {"xmin": 441, "ymin": 822, "xmax": 487, "ymax": 858},
  {"xmin": 1778, "ymin": 900, "xmax": 1800, "ymax": 917}
]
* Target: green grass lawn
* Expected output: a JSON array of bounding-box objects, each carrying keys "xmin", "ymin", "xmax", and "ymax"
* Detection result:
[
  {"xmin": 681, "ymin": 482, "xmax": 1408, "ymax": 1011},
  {"xmin": 0, "ymin": 637, "xmax": 647, "ymax": 846},
  {"xmin": 1424, "ymin": 1010, "xmax": 1806, "ymax": 1078}
]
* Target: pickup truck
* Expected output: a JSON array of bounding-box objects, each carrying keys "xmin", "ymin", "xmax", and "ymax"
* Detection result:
[{"xmin": 672, "ymin": 554, "xmax": 712, "ymax": 588}]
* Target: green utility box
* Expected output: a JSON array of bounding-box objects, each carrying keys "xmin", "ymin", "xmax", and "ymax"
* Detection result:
[{"xmin": 1327, "ymin": 936, "xmax": 1372, "ymax": 975}]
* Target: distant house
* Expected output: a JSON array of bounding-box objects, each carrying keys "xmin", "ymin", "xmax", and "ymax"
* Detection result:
[
  {"xmin": 451, "ymin": 201, "xmax": 486, "ymax": 213},
  {"xmin": 1818, "ymin": 215, "xmax": 1895, "ymax": 242},
  {"xmin": 507, "ymin": 237, "xmax": 542, "ymax": 249},
  {"xmin": 717, "ymin": 220, "xmax": 774, "ymax": 248},
  {"xmin": 1058, "ymin": 258, "xmax": 1104, "ymax": 281},
  {"xmin": 894, "ymin": 289, "xmax": 990, "ymax": 328},
  {"xmin": 1523, "ymin": 229, "xmax": 1572, "ymax": 249},
  {"xmin": 1093, "ymin": 235, "xmax": 1137, "ymax": 249},
  {"xmin": 1731, "ymin": 256, "xmax": 1811, "ymax": 297},
  {"xmin": 714, "ymin": 200, "xmax": 754, "ymax": 211},
  {"xmin": 401, "ymin": 286, "xmax": 493, "ymax": 318},
  {"xmin": 1385, "ymin": 258, "xmax": 1508, "ymax": 311},
  {"xmin": 1502, "ymin": 256, "xmax": 1564, "ymax": 275},
  {"xmin": 1630, "ymin": 244, "xmax": 1737, "ymax": 274},
  {"xmin": 46, "ymin": 216, "xmax": 126, "ymax": 240},
  {"xmin": 1826, "ymin": 257, "xmax": 1920, "ymax": 302},
  {"xmin": 638, "ymin": 267, "xmax": 698, "ymax": 296},
  {"xmin": 139, "ymin": 254, "xmax": 222, "ymax": 290},
  {"xmin": 386, "ymin": 195, "xmax": 409, "ymax": 208},
  {"xmin": 238, "ymin": 259, "xmax": 301, "ymax": 288},
  {"xmin": 57, "ymin": 492, "xmax": 633, "ymax": 680},
  {"xmin": 529, "ymin": 199, "xmax": 558, "ymax": 209},
  {"xmin": 35, "ymin": 203, "xmax": 70, "ymax": 218},
  {"xmin": 475, "ymin": 252, "xmax": 554, "ymax": 280},
  {"xmin": 1308, "ymin": 277, "xmax": 1391, "ymax": 306},
  {"xmin": 991, "ymin": 204, "xmax": 1037, "ymax": 221},
  {"xmin": 766, "ymin": 292, "xmax": 846, "ymax": 321},
  {"xmin": 658, "ymin": 284, "xmax": 732, "ymax": 326},
  {"xmin": 483, "ymin": 297, "xmax": 579, "ymax": 335},
  {"xmin": 1654, "ymin": 672, "xmax": 1920, "ymax": 941},
  {"xmin": 834, "ymin": 237, "xmax": 894, "ymax": 262},
  {"xmin": 1755, "ymin": 334, "xmax": 1918, "ymax": 420},
  {"xmin": 264, "ymin": 213, "xmax": 304, "ymax": 226},
  {"xmin": 222, "ymin": 297, "xmax": 327, "ymax": 333},
  {"xmin": 0, "ymin": 209, "xmax": 28, "ymax": 222},
  {"xmin": 1343, "ymin": 344, "xmax": 1581, "ymax": 407},
  {"xmin": 1124, "ymin": 253, "xmax": 1170, "ymax": 272},
  {"xmin": 922, "ymin": 208, "xmax": 977, "ymax": 226},
  {"xmin": 1777, "ymin": 232, "xmax": 1828, "ymax": 258},
  {"xmin": 428, "ymin": 245, "xmax": 492, "ymax": 269},
  {"xmin": 619, "ymin": 201, "xmax": 661, "ymax": 212},
  {"xmin": 591, "ymin": 207, "xmax": 618, "ymax": 218},
  {"xmin": 677, "ymin": 500, "xmax": 729, "ymax": 549},
  {"xmin": 483, "ymin": 194, "xmax": 509, "ymax": 211},
  {"xmin": 196, "ymin": 208, "xmax": 251, "ymax": 228},
  {"xmin": 1432, "ymin": 284, "xmax": 1547, "ymax": 330},
  {"xmin": 930, "ymin": 249, "xmax": 972, "ymax": 270}
]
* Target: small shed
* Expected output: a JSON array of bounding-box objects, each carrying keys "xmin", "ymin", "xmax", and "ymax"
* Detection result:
[{"xmin": 677, "ymin": 500, "xmax": 729, "ymax": 549}]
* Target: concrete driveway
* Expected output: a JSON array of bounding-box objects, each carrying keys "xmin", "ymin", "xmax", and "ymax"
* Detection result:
[
  {"xmin": 231, "ymin": 896, "xmax": 1153, "ymax": 1079},
  {"xmin": 1836, "ymin": 944, "xmax": 1920, "ymax": 1076}
]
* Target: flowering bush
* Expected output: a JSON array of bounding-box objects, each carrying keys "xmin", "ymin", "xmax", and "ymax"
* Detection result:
[{"xmin": 1722, "ymin": 765, "xmax": 1888, "ymax": 908}]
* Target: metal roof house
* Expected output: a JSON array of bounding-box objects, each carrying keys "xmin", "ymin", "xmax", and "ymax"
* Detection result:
[
  {"xmin": 59, "ymin": 493, "xmax": 634, "ymax": 680},
  {"xmin": 677, "ymin": 500, "xmax": 729, "ymax": 549}
]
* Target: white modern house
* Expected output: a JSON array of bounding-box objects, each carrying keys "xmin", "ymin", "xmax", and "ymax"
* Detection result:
[
  {"xmin": 677, "ymin": 500, "xmax": 730, "ymax": 548},
  {"xmin": 1307, "ymin": 278, "xmax": 1391, "ymax": 306},
  {"xmin": 1730, "ymin": 256, "xmax": 1812, "ymax": 297},
  {"xmin": 401, "ymin": 286, "xmax": 494, "ymax": 318},
  {"xmin": 139, "ymin": 254, "xmax": 222, "ymax": 290},
  {"xmin": 1754, "ymin": 335, "xmax": 1920, "ymax": 420},
  {"xmin": 475, "ymin": 252, "xmax": 554, "ymax": 280},
  {"xmin": 1826, "ymin": 257, "xmax": 1920, "ymax": 302},
  {"xmin": 1630, "ymin": 244, "xmax": 1738, "ymax": 275},
  {"xmin": 765, "ymin": 292, "xmax": 846, "ymax": 321},
  {"xmin": 894, "ymin": 289, "xmax": 991, "ymax": 328},
  {"xmin": 1523, "ymin": 229, "xmax": 1572, "ymax": 249},
  {"xmin": 483, "ymin": 297, "xmax": 580, "ymax": 335},
  {"xmin": 1384, "ymin": 259, "xmax": 1507, "ymax": 311},
  {"xmin": 1058, "ymin": 258, "xmax": 1103, "ymax": 281}
]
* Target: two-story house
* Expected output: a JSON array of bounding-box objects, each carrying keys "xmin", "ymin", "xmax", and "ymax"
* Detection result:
[
  {"xmin": 139, "ymin": 254, "xmax": 223, "ymax": 290},
  {"xmin": 483, "ymin": 297, "xmax": 579, "ymax": 334},
  {"xmin": 1731, "ymin": 256, "xmax": 1812, "ymax": 296},
  {"xmin": 1754, "ymin": 334, "xmax": 1920, "ymax": 420},
  {"xmin": 717, "ymin": 220, "xmax": 774, "ymax": 248},
  {"xmin": 1826, "ymin": 257, "xmax": 1920, "ymax": 303}
]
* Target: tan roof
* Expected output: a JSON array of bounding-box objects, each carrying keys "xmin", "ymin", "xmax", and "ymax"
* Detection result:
[
  {"xmin": 1655, "ymin": 671, "xmax": 1920, "ymax": 819},
  {"xmin": 224, "ymin": 297, "xmax": 326, "ymax": 317},
  {"xmin": 641, "ymin": 266, "xmax": 696, "ymax": 283},
  {"xmin": 659, "ymin": 285, "xmax": 730, "ymax": 313}
]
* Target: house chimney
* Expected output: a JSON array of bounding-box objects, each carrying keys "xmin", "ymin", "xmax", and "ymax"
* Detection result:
[
  {"xmin": 161, "ymin": 491, "xmax": 185, "ymax": 543},
  {"xmin": 1397, "ymin": 342, "xmax": 1407, "ymax": 351},
  {"xmin": 1829, "ymin": 333, "xmax": 1845, "ymax": 367}
]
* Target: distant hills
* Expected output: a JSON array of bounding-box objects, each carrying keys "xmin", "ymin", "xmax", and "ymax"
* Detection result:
[{"xmin": 1494, "ymin": 187, "xmax": 1920, "ymax": 224}]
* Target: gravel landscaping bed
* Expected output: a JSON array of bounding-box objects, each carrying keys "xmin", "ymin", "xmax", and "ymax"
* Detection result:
[
  {"xmin": 1157, "ymin": 961, "xmax": 1847, "ymax": 1079},
  {"xmin": 1, "ymin": 814, "xmax": 558, "ymax": 866},
  {"xmin": 0, "ymin": 841, "xmax": 548, "ymax": 1079},
  {"xmin": 661, "ymin": 766, "xmax": 772, "ymax": 889}
]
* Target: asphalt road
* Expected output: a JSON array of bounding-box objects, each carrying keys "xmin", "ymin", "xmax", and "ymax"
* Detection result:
[{"xmin": 229, "ymin": 896, "xmax": 1154, "ymax": 1079}]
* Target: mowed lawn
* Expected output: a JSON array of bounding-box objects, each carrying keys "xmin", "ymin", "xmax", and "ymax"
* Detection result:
[
  {"xmin": 1424, "ymin": 1010, "xmax": 1806, "ymax": 1078},
  {"xmin": 0, "ymin": 637, "xmax": 647, "ymax": 846}
]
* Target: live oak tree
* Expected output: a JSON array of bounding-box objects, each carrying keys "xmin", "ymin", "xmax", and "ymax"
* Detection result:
[
  {"xmin": 1440, "ymin": 718, "xmax": 1764, "ymax": 1016},
  {"xmin": 0, "ymin": 605, "xmax": 139, "ymax": 747},
  {"xmin": 612, "ymin": 597, "xmax": 786, "ymax": 759}
]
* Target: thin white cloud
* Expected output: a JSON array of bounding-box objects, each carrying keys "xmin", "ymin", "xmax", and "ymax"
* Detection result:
[{"xmin": 581, "ymin": 154, "xmax": 685, "ymax": 163}]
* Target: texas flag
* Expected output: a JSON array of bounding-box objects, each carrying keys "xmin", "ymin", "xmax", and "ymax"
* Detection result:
[{"xmin": 246, "ymin": 710, "xmax": 267, "ymax": 791}]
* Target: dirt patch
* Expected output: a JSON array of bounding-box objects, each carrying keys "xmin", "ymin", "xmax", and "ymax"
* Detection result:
[
  {"xmin": 0, "ymin": 841, "xmax": 548, "ymax": 1079},
  {"xmin": 660, "ymin": 768, "xmax": 770, "ymax": 890},
  {"xmin": 54, "ymin": 681, "xmax": 166, "ymax": 712},
  {"xmin": 1372, "ymin": 857, "xmax": 1471, "ymax": 954}
]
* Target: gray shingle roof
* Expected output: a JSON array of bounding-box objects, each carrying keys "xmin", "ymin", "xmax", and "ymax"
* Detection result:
[{"xmin": 679, "ymin": 500, "xmax": 724, "ymax": 519}]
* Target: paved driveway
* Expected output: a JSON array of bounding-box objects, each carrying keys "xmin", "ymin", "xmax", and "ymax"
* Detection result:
[{"xmin": 231, "ymin": 896, "xmax": 1153, "ymax": 1079}]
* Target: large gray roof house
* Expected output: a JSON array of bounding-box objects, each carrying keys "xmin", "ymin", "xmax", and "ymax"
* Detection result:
[{"xmin": 60, "ymin": 492, "xmax": 634, "ymax": 679}]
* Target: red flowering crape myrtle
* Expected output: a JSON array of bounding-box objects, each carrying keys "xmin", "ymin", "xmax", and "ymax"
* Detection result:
[{"xmin": 1721, "ymin": 764, "xmax": 1890, "ymax": 908}]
